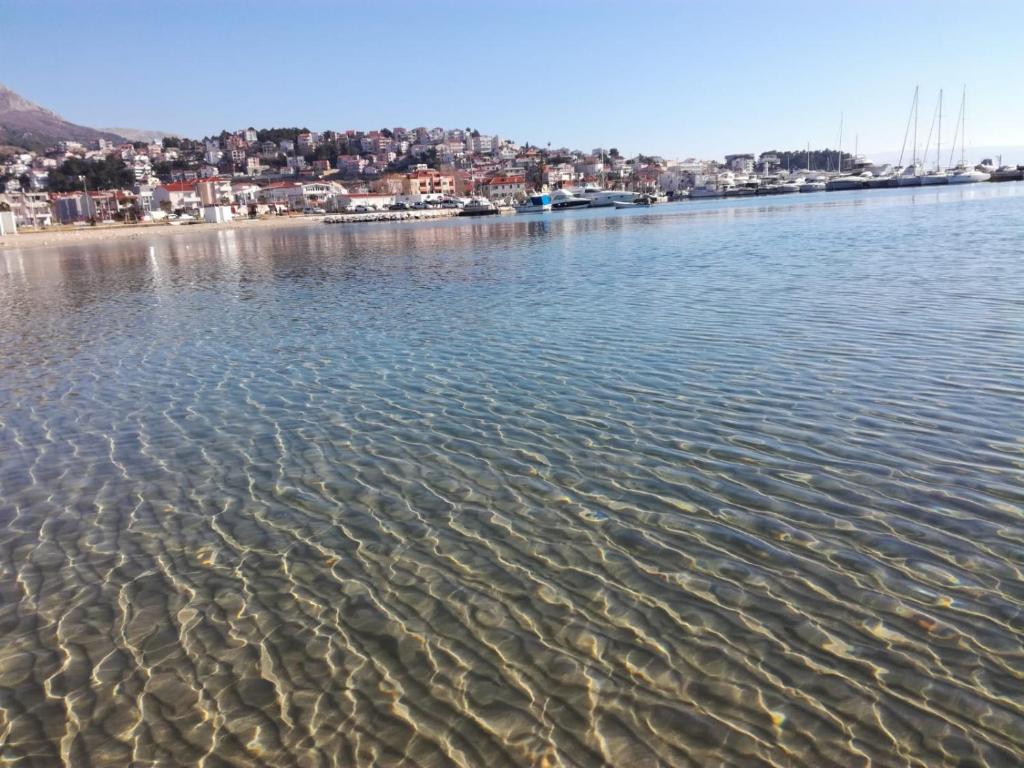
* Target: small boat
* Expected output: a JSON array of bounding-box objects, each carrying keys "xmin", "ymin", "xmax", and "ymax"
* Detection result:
[
  {"xmin": 688, "ymin": 186, "xmax": 721, "ymax": 199},
  {"xmin": 515, "ymin": 193, "xmax": 552, "ymax": 214},
  {"xmin": 459, "ymin": 197, "xmax": 499, "ymax": 217},
  {"xmin": 825, "ymin": 176, "xmax": 866, "ymax": 191},
  {"xmin": 613, "ymin": 200, "xmax": 639, "ymax": 209},
  {"xmin": 990, "ymin": 166, "xmax": 1024, "ymax": 182},
  {"xmin": 799, "ymin": 181, "xmax": 826, "ymax": 193},
  {"xmin": 550, "ymin": 189, "xmax": 590, "ymax": 210},
  {"xmin": 947, "ymin": 167, "xmax": 990, "ymax": 184}
]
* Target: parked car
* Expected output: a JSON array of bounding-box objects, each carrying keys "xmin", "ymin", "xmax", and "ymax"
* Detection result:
[
  {"xmin": 388, "ymin": 202, "xmax": 410, "ymax": 211},
  {"xmin": 303, "ymin": 207, "xmax": 326, "ymax": 214}
]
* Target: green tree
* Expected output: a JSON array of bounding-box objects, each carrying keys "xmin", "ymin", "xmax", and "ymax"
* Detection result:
[{"xmin": 48, "ymin": 156, "xmax": 134, "ymax": 192}]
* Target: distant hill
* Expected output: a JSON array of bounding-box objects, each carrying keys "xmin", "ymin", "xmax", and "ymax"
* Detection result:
[
  {"xmin": 0, "ymin": 83, "xmax": 126, "ymax": 151},
  {"xmin": 102, "ymin": 127, "xmax": 179, "ymax": 144}
]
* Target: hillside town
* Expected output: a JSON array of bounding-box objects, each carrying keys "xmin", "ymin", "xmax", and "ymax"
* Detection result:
[
  {"xmin": 2, "ymin": 121, "xmax": 1021, "ymax": 233},
  {"xmin": 0, "ymin": 124, "xmax": 696, "ymax": 228}
]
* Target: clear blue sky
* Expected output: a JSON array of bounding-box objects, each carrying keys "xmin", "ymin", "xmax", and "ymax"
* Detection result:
[{"xmin": 3, "ymin": 0, "xmax": 1023, "ymax": 160}]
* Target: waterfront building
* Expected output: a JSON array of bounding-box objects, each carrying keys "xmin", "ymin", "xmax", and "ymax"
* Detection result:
[
  {"xmin": 725, "ymin": 153, "xmax": 755, "ymax": 174},
  {"xmin": 404, "ymin": 167, "xmax": 455, "ymax": 196},
  {"xmin": 482, "ymin": 174, "xmax": 526, "ymax": 200},
  {"xmin": 0, "ymin": 191, "xmax": 53, "ymax": 227},
  {"xmin": 153, "ymin": 180, "xmax": 204, "ymax": 212},
  {"xmin": 258, "ymin": 180, "xmax": 342, "ymax": 211}
]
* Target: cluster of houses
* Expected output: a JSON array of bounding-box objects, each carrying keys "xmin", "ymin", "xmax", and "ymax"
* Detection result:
[{"xmin": 0, "ymin": 124, "xmax": 769, "ymax": 231}]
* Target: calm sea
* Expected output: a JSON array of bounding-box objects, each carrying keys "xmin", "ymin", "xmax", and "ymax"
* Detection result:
[{"xmin": 2, "ymin": 185, "xmax": 1023, "ymax": 767}]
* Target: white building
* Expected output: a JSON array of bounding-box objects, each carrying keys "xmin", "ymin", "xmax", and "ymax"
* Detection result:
[
  {"xmin": 153, "ymin": 180, "xmax": 202, "ymax": 212},
  {"xmin": 258, "ymin": 181, "xmax": 343, "ymax": 211}
]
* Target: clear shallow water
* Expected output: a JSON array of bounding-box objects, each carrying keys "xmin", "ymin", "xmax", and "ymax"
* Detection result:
[{"xmin": 1, "ymin": 185, "xmax": 1023, "ymax": 767}]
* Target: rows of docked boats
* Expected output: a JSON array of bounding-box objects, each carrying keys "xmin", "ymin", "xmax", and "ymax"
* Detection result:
[
  {"xmin": 463, "ymin": 187, "xmax": 661, "ymax": 216},
  {"xmin": 684, "ymin": 157, "xmax": 1013, "ymax": 199}
]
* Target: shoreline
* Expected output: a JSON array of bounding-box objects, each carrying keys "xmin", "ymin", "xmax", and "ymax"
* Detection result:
[{"xmin": 0, "ymin": 215, "xmax": 327, "ymax": 252}]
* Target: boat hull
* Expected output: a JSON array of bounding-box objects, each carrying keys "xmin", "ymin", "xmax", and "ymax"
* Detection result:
[
  {"xmin": 896, "ymin": 176, "xmax": 922, "ymax": 187},
  {"xmin": 552, "ymin": 199, "xmax": 590, "ymax": 210},
  {"xmin": 515, "ymin": 204, "xmax": 552, "ymax": 214},
  {"xmin": 948, "ymin": 172, "xmax": 991, "ymax": 184},
  {"xmin": 459, "ymin": 208, "xmax": 499, "ymax": 217},
  {"xmin": 921, "ymin": 175, "xmax": 949, "ymax": 185},
  {"xmin": 825, "ymin": 179, "xmax": 866, "ymax": 191}
]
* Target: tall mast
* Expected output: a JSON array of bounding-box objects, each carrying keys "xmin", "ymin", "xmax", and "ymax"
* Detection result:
[
  {"xmin": 913, "ymin": 85, "xmax": 918, "ymax": 167},
  {"xmin": 937, "ymin": 89, "xmax": 942, "ymax": 172},
  {"xmin": 898, "ymin": 86, "xmax": 918, "ymax": 171},
  {"xmin": 947, "ymin": 86, "xmax": 965, "ymax": 169},
  {"xmin": 961, "ymin": 84, "xmax": 966, "ymax": 167},
  {"xmin": 838, "ymin": 112, "xmax": 844, "ymax": 174}
]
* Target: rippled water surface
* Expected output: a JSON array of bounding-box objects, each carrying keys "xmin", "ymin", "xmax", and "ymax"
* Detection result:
[{"xmin": 2, "ymin": 186, "xmax": 1024, "ymax": 767}]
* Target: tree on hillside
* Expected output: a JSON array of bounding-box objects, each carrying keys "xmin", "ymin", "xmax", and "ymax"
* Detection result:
[
  {"xmin": 48, "ymin": 156, "xmax": 134, "ymax": 191},
  {"xmin": 763, "ymin": 149, "xmax": 852, "ymax": 172}
]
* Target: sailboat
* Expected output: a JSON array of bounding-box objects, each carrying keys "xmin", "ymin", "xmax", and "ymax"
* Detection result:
[
  {"xmin": 896, "ymin": 86, "xmax": 923, "ymax": 186},
  {"xmin": 921, "ymin": 89, "xmax": 949, "ymax": 185},
  {"xmin": 825, "ymin": 113, "xmax": 866, "ymax": 191},
  {"xmin": 947, "ymin": 86, "xmax": 991, "ymax": 184}
]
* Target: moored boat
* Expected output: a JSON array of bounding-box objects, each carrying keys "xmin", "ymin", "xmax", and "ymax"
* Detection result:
[
  {"xmin": 896, "ymin": 164, "xmax": 924, "ymax": 186},
  {"xmin": 947, "ymin": 167, "xmax": 990, "ymax": 184},
  {"xmin": 515, "ymin": 193, "xmax": 552, "ymax": 214},
  {"xmin": 459, "ymin": 197, "xmax": 499, "ymax": 216},
  {"xmin": 550, "ymin": 189, "xmax": 590, "ymax": 210},
  {"xmin": 865, "ymin": 176, "xmax": 895, "ymax": 189},
  {"xmin": 587, "ymin": 189, "xmax": 638, "ymax": 207},
  {"xmin": 688, "ymin": 185, "xmax": 721, "ymax": 199},
  {"xmin": 799, "ymin": 180, "xmax": 826, "ymax": 192},
  {"xmin": 825, "ymin": 176, "xmax": 866, "ymax": 191}
]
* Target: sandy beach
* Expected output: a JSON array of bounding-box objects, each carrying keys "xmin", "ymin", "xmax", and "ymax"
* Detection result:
[{"xmin": 0, "ymin": 215, "xmax": 327, "ymax": 251}]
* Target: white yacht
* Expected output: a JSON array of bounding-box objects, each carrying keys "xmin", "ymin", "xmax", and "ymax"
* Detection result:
[
  {"xmin": 947, "ymin": 166, "xmax": 990, "ymax": 184},
  {"xmin": 550, "ymin": 188, "xmax": 590, "ymax": 210},
  {"xmin": 945, "ymin": 88, "xmax": 990, "ymax": 185},
  {"xmin": 515, "ymin": 193, "xmax": 552, "ymax": 214},
  {"xmin": 920, "ymin": 89, "xmax": 949, "ymax": 186},
  {"xmin": 586, "ymin": 189, "xmax": 638, "ymax": 207},
  {"xmin": 921, "ymin": 171, "xmax": 949, "ymax": 185},
  {"xmin": 896, "ymin": 164, "xmax": 924, "ymax": 186}
]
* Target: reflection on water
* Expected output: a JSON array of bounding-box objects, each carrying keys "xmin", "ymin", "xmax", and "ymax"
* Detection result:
[{"xmin": 1, "ymin": 186, "xmax": 1023, "ymax": 767}]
